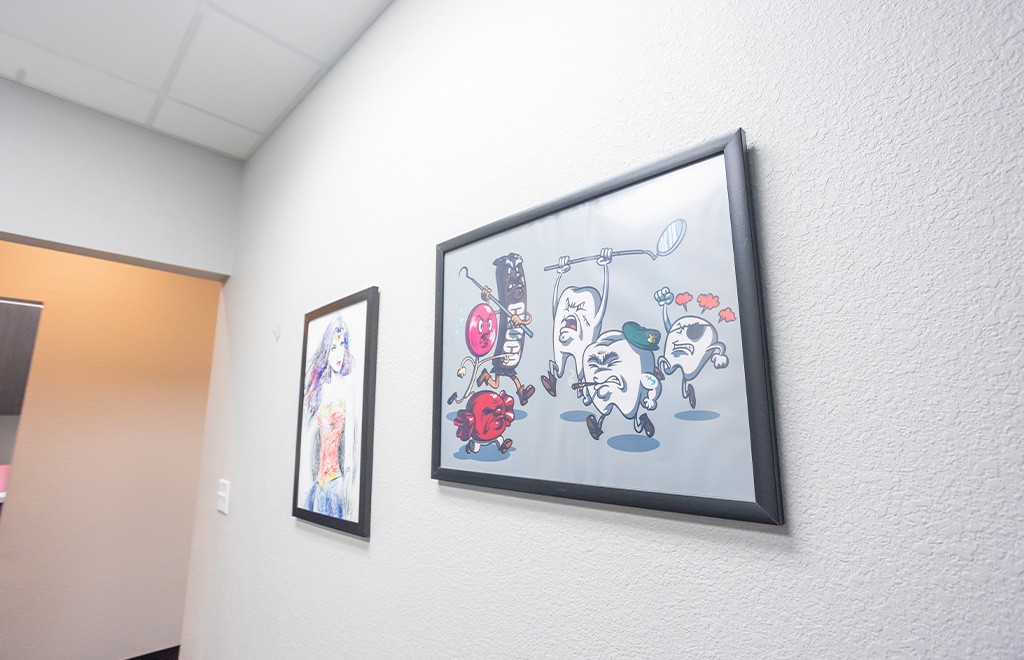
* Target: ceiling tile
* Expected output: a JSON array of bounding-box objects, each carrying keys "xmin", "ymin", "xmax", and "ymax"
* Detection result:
[
  {"xmin": 0, "ymin": 0, "xmax": 199, "ymax": 89},
  {"xmin": 211, "ymin": 0, "xmax": 390, "ymax": 62},
  {"xmin": 0, "ymin": 33, "xmax": 158, "ymax": 123},
  {"xmin": 168, "ymin": 10, "xmax": 321, "ymax": 133},
  {"xmin": 153, "ymin": 100, "xmax": 260, "ymax": 159}
]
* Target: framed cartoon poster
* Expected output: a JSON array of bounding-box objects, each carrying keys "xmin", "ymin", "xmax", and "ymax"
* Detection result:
[
  {"xmin": 431, "ymin": 130, "xmax": 783, "ymax": 524},
  {"xmin": 293, "ymin": 286, "xmax": 379, "ymax": 537}
]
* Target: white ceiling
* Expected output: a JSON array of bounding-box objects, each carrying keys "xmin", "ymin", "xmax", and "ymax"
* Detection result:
[{"xmin": 0, "ymin": 0, "xmax": 392, "ymax": 160}]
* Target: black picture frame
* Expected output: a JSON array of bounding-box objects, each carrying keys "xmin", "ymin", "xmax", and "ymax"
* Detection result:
[
  {"xmin": 432, "ymin": 130, "xmax": 782, "ymax": 525},
  {"xmin": 293, "ymin": 286, "xmax": 379, "ymax": 537}
]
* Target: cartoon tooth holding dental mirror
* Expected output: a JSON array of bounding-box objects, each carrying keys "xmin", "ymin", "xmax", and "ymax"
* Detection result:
[
  {"xmin": 541, "ymin": 219, "xmax": 685, "ymax": 400},
  {"xmin": 541, "ymin": 248, "xmax": 611, "ymax": 402}
]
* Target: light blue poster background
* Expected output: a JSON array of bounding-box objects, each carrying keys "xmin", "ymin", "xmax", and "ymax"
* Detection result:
[{"xmin": 439, "ymin": 155, "xmax": 755, "ymax": 502}]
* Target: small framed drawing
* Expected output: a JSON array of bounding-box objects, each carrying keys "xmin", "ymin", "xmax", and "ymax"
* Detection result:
[
  {"xmin": 293, "ymin": 286, "xmax": 379, "ymax": 537},
  {"xmin": 432, "ymin": 130, "xmax": 783, "ymax": 524}
]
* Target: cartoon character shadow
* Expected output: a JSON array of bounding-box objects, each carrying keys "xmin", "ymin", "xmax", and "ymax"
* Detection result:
[
  {"xmin": 654, "ymin": 287, "xmax": 729, "ymax": 408},
  {"xmin": 577, "ymin": 322, "xmax": 662, "ymax": 440}
]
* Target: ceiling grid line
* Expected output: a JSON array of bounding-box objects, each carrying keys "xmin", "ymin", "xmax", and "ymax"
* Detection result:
[
  {"xmin": 145, "ymin": 1, "xmax": 212, "ymax": 126},
  {"xmin": 0, "ymin": 27, "xmax": 161, "ymax": 93},
  {"xmin": 0, "ymin": 0, "xmax": 395, "ymax": 160},
  {"xmin": 157, "ymin": 96, "xmax": 266, "ymax": 134},
  {"xmin": 207, "ymin": 3, "xmax": 325, "ymax": 66}
]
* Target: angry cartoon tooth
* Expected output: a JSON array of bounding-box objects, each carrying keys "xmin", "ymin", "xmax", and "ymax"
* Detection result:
[
  {"xmin": 654, "ymin": 286, "xmax": 730, "ymax": 409},
  {"xmin": 542, "ymin": 248, "xmax": 613, "ymax": 397},
  {"xmin": 670, "ymin": 341, "xmax": 695, "ymax": 357},
  {"xmin": 578, "ymin": 322, "xmax": 662, "ymax": 440}
]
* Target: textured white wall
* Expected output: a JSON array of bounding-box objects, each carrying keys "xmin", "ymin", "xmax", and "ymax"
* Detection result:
[
  {"xmin": 181, "ymin": 1, "xmax": 1024, "ymax": 657},
  {"xmin": 0, "ymin": 79, "xmax": 242, "ymax": 277}
]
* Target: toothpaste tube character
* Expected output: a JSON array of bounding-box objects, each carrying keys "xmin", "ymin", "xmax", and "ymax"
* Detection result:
[
  {"xmin": 476, "ymin": 253, "xmax": 536, "ymax": 406},
  {"xmin": 653, "ymin": 287, "xmax": 729, "ymax": 409}
]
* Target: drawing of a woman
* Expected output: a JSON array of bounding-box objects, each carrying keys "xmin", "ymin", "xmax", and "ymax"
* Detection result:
[{"xmin": 303, "ymin": 316, "xmax": 358, "ymax": 519}]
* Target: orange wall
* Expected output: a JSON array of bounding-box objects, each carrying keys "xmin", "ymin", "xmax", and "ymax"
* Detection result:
[{"xmin": 0, "ymin": 240, "xmax": 220, "ymax": 659}]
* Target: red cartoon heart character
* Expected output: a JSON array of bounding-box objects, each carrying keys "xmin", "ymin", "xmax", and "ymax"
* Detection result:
[{"xmin": 453, "ymin": 390, "xmax": 515, "ymax": 454}]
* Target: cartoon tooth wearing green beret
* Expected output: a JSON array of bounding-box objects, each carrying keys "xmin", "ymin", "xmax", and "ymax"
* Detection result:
[{"xmin": 576, "ymin": 322, "xmax": 663, "ymax": 440}]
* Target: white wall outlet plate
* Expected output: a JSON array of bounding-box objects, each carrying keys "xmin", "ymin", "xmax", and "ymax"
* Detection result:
[{"xmin": 216, "ymin": 479, "xmax": 230, "ymax": 515}]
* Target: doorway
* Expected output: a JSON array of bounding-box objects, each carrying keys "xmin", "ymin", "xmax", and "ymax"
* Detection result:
[{"xmin": 0, "ymin": 296, "xmax": 42, "ymax": 514}]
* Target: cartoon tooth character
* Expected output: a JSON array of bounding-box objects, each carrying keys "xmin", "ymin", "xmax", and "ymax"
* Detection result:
[
  {"xmin": 654, "ymin": 287, "xmax": 729, "ymax": 409},
  {"xmin": 541, "ymin": 248, "xmax": 612, "ymax": 399},
  {"xmin": 476, "ymin": 253, "xmax": 536, "ymax": 406},
  {"xmin": 446, "ymin": 303, "xmax": 520, "ymax": 405},
  {"xmin": 453, "ymin": 390, "xmax": 515, "ymax": 454},
  {"xmin": 578, "ymin": 322, "xmax": 662, "ymax": 440}
]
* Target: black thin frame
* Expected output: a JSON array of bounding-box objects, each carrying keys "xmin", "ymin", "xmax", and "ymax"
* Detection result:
[
  {"xmin": 292, "ymin": 286, "xmax": 379, "ymax": 537},
  {"xmin": 432, "ymin": 130, "xmax": 783, "ymax": 525}
]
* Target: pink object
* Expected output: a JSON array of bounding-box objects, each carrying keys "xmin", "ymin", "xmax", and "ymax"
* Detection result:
[
  {"xmin": 697, "ymin": 293, "xmax": 720, "ymax": 314},
  {"xmin": 465, "ymin": 303, "xmax": 497, "ymax": 357},
  {"xmin": 0, "ymin": 463, "xmax": 10, "ymax": 496}
]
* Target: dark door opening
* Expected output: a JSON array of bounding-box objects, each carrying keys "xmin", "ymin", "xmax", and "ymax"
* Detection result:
[{"xmin": 0, "ymin": 296, "xmax": 43, "ymax": 514}]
